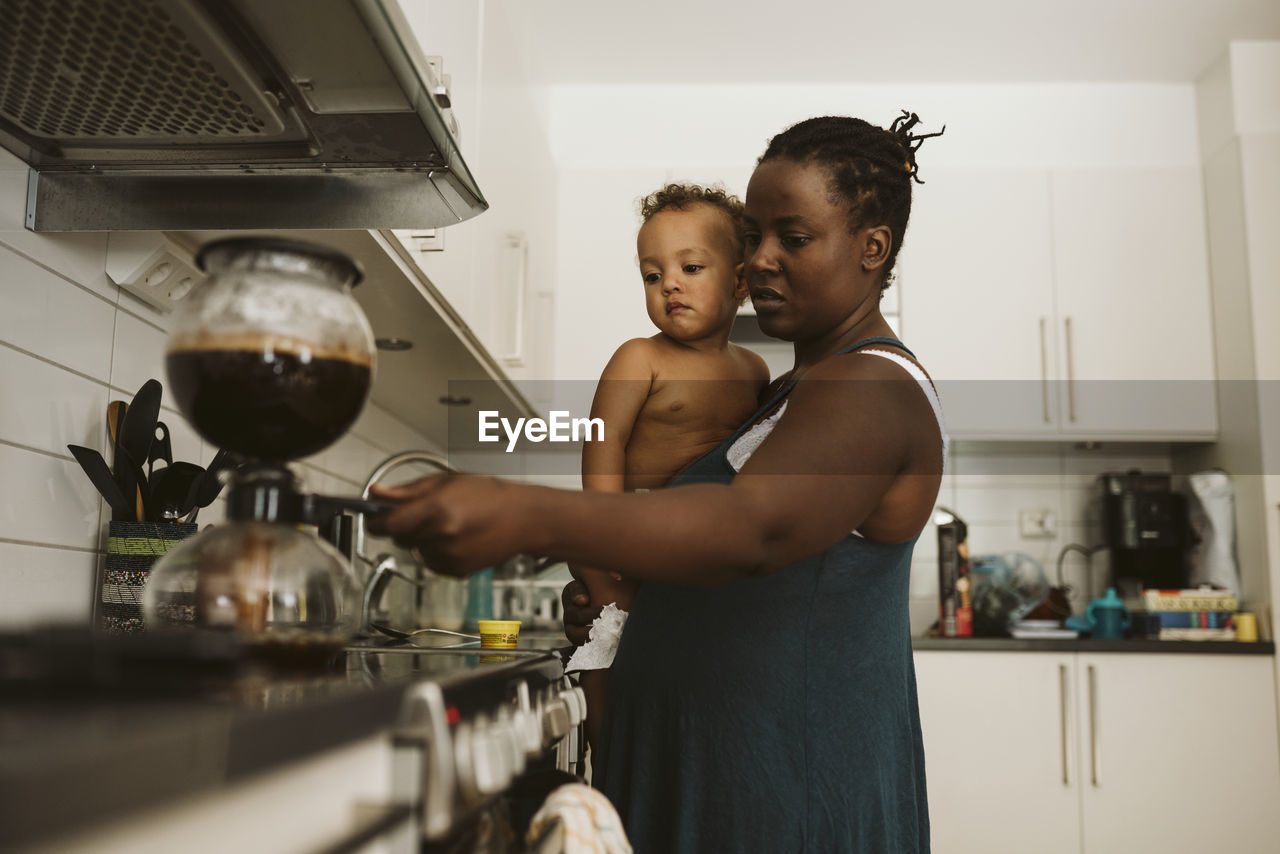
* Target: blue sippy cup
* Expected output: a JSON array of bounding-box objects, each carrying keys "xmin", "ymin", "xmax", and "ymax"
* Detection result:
[{"xmin": 1086, "ymin": 588, "xmax": 1131, "ymax": 640}]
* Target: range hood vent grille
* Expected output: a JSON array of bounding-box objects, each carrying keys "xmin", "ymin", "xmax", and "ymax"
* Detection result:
[
  {"xmin": 0, "ymin": 0, "xmax": 487, "ymax": 231},
  {"xmin": 0, "ymin": 0, "xmax": 284, "ymax": 143}
]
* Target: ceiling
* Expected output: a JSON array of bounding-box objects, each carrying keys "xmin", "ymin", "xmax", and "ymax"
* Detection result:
[{"xmin": 492, "ymin": 0, "xmax": 1280, "ymax": 85}]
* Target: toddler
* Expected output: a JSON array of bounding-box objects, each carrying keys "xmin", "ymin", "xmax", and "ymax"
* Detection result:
[{"xmin": 569, "ymin": 184, "xmax": 770, "ymax": 745}]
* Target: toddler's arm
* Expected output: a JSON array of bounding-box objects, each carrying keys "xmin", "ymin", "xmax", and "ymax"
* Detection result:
[{"xmin": 573, "ymin": 340, "xmax": 655, "ymax": 750}]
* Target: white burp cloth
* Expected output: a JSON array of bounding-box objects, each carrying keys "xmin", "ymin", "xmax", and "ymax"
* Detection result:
[{"xmin": 565, "ymin": 603, "xmax": 629, "ymax": 673}]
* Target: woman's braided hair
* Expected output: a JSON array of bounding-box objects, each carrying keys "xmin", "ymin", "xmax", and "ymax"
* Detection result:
[{"xmin": 758, "ymin": 110, "xmax": 944, "ymax": 289}]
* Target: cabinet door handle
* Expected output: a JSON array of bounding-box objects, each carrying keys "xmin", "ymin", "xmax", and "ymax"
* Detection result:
[
  {"xmin": 1039, "ymin": 317, "xmax": 1051, "ymax": 423},
  {"xmin": 1059, "ymin": 663, "xmax": 1070, "ymax": 786},
  {"xmin": 1064, "ymin": 316, "xmax": 1076, "ymax": 422},
  {"xmin": 1088, "ymin": 664, "xmax": 1101, "ymax": 787},
  {"xmin": 500, "ymin": 232, "xmax": 529, "ymax": 367}
]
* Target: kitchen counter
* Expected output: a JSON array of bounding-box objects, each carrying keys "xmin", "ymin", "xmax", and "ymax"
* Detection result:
[
  {"xmin": 0, "ymin": 629, "xmax": 571, "ymax": 850},
  {"xmin": 913, "ymin": 637, "xmax": 1275, "ymax": 654}
]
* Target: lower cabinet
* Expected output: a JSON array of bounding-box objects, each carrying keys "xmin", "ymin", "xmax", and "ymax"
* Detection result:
[{"xmin": 914, "ymin": 651, "xmax": 1280, "ymax": 854}]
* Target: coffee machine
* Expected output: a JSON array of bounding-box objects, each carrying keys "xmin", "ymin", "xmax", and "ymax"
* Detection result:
[
  {"xmin": 1095, "ymin": 471, "xmax": 1190, "ymax": 594},
  {"xmin": 144, "ymin": 237, "xmax": 395, "ymax": 664}
]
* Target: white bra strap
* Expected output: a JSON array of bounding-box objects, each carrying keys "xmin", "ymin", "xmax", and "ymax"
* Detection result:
[{"xmin": 859, "ymin": 348, "xmax": 949, "ymax": 463}]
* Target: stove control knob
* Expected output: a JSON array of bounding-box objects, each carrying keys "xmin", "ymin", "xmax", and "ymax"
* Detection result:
[
  {"xmin": 543, "ymin": 696, "xmax": 571, "ymax": 740},
  {"xmin": 565, "ymin": 687, "xmax": 588, "ymax": 725},
  {"xmin": 472, "ymin": 719, "xmax": 510, "ymax": 797},
  {"xmin": 452, "ymin": 721, "xmax": 481, "ymax": 803},
  {"xmin": 489, "ymin": 712, "xmax": 524, "ymax": 782},
  {"xmin": 558, "ymin": 690, "xmax": 582, "ymax": 727},
  {"xmin": 516, "ymin": 706, "xmax": 542, "ymax": 755}
]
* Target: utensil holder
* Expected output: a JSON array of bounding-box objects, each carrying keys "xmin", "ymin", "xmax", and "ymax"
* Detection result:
[{"xmin": 99, "ymin": 521, "xmax": 197, "ymax": 635}]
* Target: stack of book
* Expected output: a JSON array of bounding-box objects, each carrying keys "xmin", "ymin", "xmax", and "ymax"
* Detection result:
[{"xmin": 1142, "ymin": 588, "xmax": 1239, "ymax": 640}]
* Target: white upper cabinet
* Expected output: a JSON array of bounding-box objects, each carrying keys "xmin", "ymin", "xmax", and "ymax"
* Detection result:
[
  {"xmin": 1050, "ymin": 168, "xmax": 1218, "ymax": 438},
  {"xmin": 899, "ymin": 166, "xmax": 1217, "ymax": 440},
  {"xmin": 388, "ymin": 0, "xmax": 559, "ymax": 390},
  {"xmin": 899, "ymin": 168, "xmax": 1060, "ymax": 436}
]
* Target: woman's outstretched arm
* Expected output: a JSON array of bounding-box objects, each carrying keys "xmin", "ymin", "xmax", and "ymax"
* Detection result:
[{"xmin": 369, "ymin": 354, "xmax": 940, "ymax": 584}]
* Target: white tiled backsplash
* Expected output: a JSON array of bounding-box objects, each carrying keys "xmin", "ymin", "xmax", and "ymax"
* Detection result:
[
  {"xmin": 0, "ymin": 152, "xmax": 442, "ymax": 630},
  {"xmin": 906, "ymin": 445, "xmax": 1174, "ymax": 635}
]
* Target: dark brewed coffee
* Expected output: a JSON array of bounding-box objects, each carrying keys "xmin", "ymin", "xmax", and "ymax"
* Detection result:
[{"xmin": 167, "ymin": 334, "xmax": 371, "ymax": 460}]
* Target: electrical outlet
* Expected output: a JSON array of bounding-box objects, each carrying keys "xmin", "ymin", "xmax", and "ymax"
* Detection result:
[
  {"xmin": 1018, "ymin": 507, "xmax": 1057, "ymax": 539},
  {"xmin": 105, "ymin": 232, "xmax": 202, "ymax": 313}
]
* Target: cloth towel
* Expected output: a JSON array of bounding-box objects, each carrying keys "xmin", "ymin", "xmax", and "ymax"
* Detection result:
[
  {"xmin": 525, "ymin": 783, "xmax": 633, "ymax": 854},
  {"xmin": 564, "ymin": 603, "xmax": 628, "ymax": 673}
]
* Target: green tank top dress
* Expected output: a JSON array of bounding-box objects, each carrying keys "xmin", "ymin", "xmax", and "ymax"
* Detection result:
[{"xmin": 595, "ymin": 337, "xmax": 932, "ymax": 854}]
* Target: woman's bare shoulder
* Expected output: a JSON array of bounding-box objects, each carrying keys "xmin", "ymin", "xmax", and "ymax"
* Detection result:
[{"xmin": 786, "ymin": 348, "xmax": 939, "ymax": 453}]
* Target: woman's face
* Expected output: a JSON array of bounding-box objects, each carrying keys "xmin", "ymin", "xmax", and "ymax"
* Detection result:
[{"xmin": 743, "ymin": 158, "xmax": 882, "ymax": 344}]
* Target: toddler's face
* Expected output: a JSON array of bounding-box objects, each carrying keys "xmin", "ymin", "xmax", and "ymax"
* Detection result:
[{"xmin": 636, "ymin": 205, "xmax": 746, "ymax": 344}]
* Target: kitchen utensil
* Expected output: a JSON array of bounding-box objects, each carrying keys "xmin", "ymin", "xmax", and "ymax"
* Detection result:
[
  {"xmin": 370, "ymin": 623, "xmax": 480, "ymax": 642},
  {"xmin": 152, "ymin": 461, "xmax": 203, "ymax": 522},
  {"xmin": 106, "ymin": 401, "xmax": 127, "ymax": 448},
  {"xmin": 106, "ymin": 401, "xmax": 143, "ymax": 522},
  {"xmin": 182, "ymin": 448, "xmax": 236, "ymax": 513},
  {"xmin": 147, "ymin": 422, "xmax": 173, "ymax": 479},
  {"xmin": 114, "ymin": 447, "xmax": 154, "ymax": 526},
  {"xmin": 66, "ymin": 444, "xmax": 133, "ymax": 518},
  {"xmin": 121, "ymin": 380, "xmax": 162, "ymax": 468}
]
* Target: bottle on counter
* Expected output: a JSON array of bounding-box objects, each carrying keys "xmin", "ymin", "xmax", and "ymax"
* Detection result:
[{"xmin": 464, "ymin": 567, "xmax": 496, "ymax": 630}]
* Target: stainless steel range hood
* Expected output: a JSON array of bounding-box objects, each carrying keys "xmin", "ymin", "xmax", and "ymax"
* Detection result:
[{"xmin": 0, "ymin": 0, "xmax": 487, "ymax": 231}]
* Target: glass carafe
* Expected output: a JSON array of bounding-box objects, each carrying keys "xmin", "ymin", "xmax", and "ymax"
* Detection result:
[
  {"xmin": 165, "ymin": 237, "xmax": 375, "ymax": 461},
  {"xmin": 143, "ymin": 519, "xmax": 362, "ymax": 665}
]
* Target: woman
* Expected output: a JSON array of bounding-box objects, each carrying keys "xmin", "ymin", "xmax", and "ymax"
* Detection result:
[{"xmin": 370, "ymin": 112, "xmax": 946, "ymax": 853}]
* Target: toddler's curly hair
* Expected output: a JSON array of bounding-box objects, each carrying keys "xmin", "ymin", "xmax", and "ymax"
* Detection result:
[{"xmin": 639, "ymin": 183, "xmax": 746, "ymax": 256}]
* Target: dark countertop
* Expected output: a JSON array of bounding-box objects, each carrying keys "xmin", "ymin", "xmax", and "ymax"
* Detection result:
[
  {"xmin": 0, "ymin": 630, "xmax": 571, "ymax": 850},
  {"xmin": 913, "ymin": 637, "xmax": 1275, "ymax": 654}
]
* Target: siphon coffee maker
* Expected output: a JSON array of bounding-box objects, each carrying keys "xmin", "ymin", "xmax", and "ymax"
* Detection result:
[{"xmin": 144, "ymin": 237, "xmax": 393, "ymax": 664}]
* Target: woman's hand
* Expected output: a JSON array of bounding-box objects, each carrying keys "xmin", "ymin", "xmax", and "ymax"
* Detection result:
[
  {"xmin": 366, "ymin": 474, "xmax": 541, "ymax": 576},
  {"xmin": 561, "ymin": 575, "xmax": 600, "ymax": 646}
]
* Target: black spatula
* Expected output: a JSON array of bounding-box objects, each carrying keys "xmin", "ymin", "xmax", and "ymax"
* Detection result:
[{"xmin": 67, "ymin": 444, "xmax": 133, "ymax": 519}]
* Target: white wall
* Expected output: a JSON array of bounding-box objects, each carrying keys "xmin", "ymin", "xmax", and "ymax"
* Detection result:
[
  {"xmin": 0, "ymin": 149, "xmax": 439, "ymax": 631},
  {"xmin": 1184, "ymin": 41, "xmax": 1280, "ymax": 634}
]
